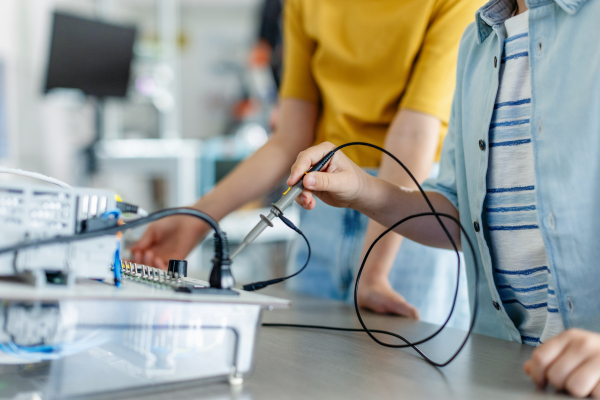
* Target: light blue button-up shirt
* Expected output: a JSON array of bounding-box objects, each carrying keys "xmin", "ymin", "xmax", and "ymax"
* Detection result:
[{"xmin": 422, "ymin": 0, "xmax": 600, "ymax": 342}]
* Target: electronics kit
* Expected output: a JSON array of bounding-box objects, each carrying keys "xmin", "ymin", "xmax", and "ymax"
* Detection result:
[{"xmin": 0, "ymin": 142, "xmax": 479, "ymax": 399}]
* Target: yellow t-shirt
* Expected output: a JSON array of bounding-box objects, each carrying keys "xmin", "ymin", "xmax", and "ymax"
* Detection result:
[{"xmin": 279, "ymin": 0, "xmax": 482, "ymax": 168}]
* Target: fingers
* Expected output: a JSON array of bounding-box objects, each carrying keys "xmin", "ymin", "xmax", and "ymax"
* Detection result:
[
  {"xmin": 130, "ymin": 249, "xmax": 168, "ymax": 270},
  {"xmin": 129, "ymin": 229, "xmax": 155, "ymax": 253},
  {"xmin": 143, "ymin": 250, "xmax": 156, "ymax": 267},
  {"xmin": 525, "ymin": 329, "xmax": 600, "ymax": 398},
  {"xmin": 527, "ymin": 330, "xmax": 575, "ymax": 388},
  {"xmin": 154, "ymin": 256, "xmax": 167, "ymax": 271},
  {"xmin": 295, "ymin": 190, "xmax": 317, "ymax": 210},
  {"xmin": 563, "ymin": 356, "xmax": 600, "ymax": 398},
  {"xmin": 288, "ymin": 142, "xmax": 338, "ymax": 186},
  {"xmin": 303, "ymin": 171, "xmax": 345, "ymax": 193},
  {"xmin": 389, "ymin": 299, "xmax": 420, "ymax": 320},
  {"xmin": 356, "ymin": 279, "xmax": 420, "ymax": 319},
  {"xmin": 592, "ymin": 381, "xmax": 600, "ymax": 399},
  {"xmin": 546, "ymin": 339, "xmax": 593, "ymax": 390}
]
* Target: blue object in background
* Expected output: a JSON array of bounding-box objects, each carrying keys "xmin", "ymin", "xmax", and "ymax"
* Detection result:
[{"xmin": 0, "ymin": 60, "xmax": 7, "ymax": 158}]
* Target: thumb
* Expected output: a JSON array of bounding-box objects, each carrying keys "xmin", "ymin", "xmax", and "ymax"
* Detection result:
[{"xmin": 303, "ymin": 171, "xmax": 344, "ymax": 193}]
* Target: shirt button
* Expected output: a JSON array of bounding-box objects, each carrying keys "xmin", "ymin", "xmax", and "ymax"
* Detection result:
[
  {"xmin": 493, "ymin": 301, "xmax": 501, "ymax": 310},
  {"xmin": 479, "ymin": 139, "xmax": 486, "ymax": 151},
  {"xmin": 547, "ymin": 213, "xmax": 556, "ymax": 230},
  {"xmin": 567, "ymin": 297, "xmax": 574, "ymax": 314},
  {"xmin": 494, "ymin": 56, "xmax": 498, "ymax": 68},
  {"xmin": 473, "ymin": 221, "xmax": 480, "ymax": 232}
]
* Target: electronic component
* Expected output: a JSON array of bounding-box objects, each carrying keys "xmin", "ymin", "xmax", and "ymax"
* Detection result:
[
  {"xmin": 0, "ymin": 182, "xmax": 120, "ymax": 286},
  {"xmin": 0, "ymin": 176, "xmax": 291, "ymax": 397},
  {"xmin": 168, "ymin": 259, "xmax": 187, "ymax": 278}
]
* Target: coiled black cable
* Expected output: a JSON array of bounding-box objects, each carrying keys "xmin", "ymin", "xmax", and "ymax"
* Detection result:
[{"xmin": 263, "ymin": 142, "xmax": 479, "ymax": 367}]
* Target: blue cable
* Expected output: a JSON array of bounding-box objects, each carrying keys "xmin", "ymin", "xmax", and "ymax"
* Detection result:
[{"xmin": 102, "ymin": 209, "xmax": 122, "ymax": 288}]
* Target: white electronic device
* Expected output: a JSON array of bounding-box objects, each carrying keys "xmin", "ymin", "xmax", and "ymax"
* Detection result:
[
  {"xmin": 0, "ymin": 179, "xmax": 291, "ymax": 399},
  {"xmin": 0, "ymin": 182, "xmax": 120, "ymax": 286}
]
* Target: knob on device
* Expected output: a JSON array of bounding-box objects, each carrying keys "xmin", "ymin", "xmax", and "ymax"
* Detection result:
[{"xmin": 168, "ymin": 259, "xmax": 187, "ymax": 278}]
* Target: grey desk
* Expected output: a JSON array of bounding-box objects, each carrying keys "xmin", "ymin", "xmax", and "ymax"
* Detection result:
[{"xmin": 123, "ymin": 288, "xmax": 568, "ymax": 400}]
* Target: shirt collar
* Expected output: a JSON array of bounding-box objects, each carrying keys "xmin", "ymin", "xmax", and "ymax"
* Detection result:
[{"xmin": 474, "ymin": 0, "xmax": 589, "ymax": 43}]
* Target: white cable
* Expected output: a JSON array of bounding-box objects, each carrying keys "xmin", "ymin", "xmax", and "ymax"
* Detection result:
[
  {"xmin": 136, "ymin": 207, "xmax": 149, "ymax": 217},
  {"xmin": 0, "ymin": 167, "xmax": 72, "ymax": 189}
]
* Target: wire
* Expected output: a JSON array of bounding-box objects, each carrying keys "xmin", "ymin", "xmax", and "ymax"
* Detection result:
[
  {"xmin": 102, "ymin": 208, "xmax": 123, "ymax": 287},
  {"xmin": 0, "ymin": 167, "xmax": 72, "ymax": 188},
  {"xmin": 243, "ymin": 214, "xmax": 311, "ymax": 291},
  {"xmin": 0, "ymin": 207, "xmax": 228, "ymax": 261},
  {"xmin": 263, "ymin": 142, "xmax": 479, "ymax": 367}
]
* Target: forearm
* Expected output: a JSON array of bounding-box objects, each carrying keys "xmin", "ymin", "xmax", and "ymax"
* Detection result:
[
  {"xmin": 356, "ymin": 177, "xmax": 461, "ymax": 250},
  {"xmin": 195, "ymin": 99, "xmax": 317, "ymax": 221},
  {"xmin": 359, "ymin": 109, "xmax": 441, "ymax": 279},
  {"xmin": 195, "ymin": 136, "xmax": 295, "ymax": 220}
]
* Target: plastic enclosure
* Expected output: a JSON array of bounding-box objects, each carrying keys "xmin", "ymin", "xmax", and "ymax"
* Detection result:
[{"xmin": 0, "ymin": 277, "xmax": 290, "ymax": 399}]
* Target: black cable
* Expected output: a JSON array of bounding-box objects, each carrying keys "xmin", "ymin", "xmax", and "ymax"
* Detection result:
[
  {"xmin": 264, "ymin": 214, "xmax": 477, "ymax": 367},
  {"xmin": 263, "ymin": 142, "xmax": 479, "ymax": 367},
  {"xmin": 243, "ymin": 214, "xmax": 311, "ymax": 291},
  {"xmin": 262, "ymin": 323, "xmax": 415, "ymax": 339},
  {"xmin": 0, "ymin": 207, "xmax": 229, "ymax": 261}
]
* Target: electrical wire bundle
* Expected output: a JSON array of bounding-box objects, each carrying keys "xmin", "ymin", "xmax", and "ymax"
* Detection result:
[{"xmin": 260, "ymin": 142, "xmax": 480, "ymax": 367}]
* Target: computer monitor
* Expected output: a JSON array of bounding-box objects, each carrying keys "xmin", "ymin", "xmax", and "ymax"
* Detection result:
[{"xmin": 45, "ymin": 12, "xmax": 137, "ymax": 98}]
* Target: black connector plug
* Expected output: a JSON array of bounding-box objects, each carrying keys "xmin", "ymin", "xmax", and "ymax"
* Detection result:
[
  {"xmin": 243, "ymin": 278, "xmax": 284, "ymax": 292},
  {"xmin": 209, "ymin": 232, "xmax": 235, "ymax": 289},
  {"xmin": 278, "ymin": 214, "xmax": 300, "ymax": 233},
  {"xmin": 116, "ymin": 201, "xmax": 139, "ymax": 214},
  {"xmin": 81, "ymin": 217, "xmax": 119, "ymax": 233}
]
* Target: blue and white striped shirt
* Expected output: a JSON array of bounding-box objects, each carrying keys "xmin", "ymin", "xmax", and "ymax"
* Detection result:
[{"xmin": 484, "ymin": 11, "xmax": 565, "ymax": 346}]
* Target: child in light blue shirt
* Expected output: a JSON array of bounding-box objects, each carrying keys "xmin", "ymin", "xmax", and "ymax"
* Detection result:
[{"xmin": 288, "ymin": 0, "xmax": 600, "ymax": 396}]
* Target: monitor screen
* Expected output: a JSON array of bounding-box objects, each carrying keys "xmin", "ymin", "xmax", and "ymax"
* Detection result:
[{"xmin": 45, "ymin": 12, "xmax": 137, "ymax": 98}]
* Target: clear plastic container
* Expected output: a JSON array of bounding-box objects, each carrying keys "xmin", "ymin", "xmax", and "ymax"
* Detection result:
[{"xmin": 0, "ymin": 295, "xmax": 282, "ymax": 399}]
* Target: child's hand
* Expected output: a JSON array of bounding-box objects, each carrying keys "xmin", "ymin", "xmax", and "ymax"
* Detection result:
[
  {"xmin": 524, "ymin": 329, "xmax": 600, "ymax": 398},
  {"xmin": 288, "ymin": 142, "xmax": 371, "ymax": 210}
]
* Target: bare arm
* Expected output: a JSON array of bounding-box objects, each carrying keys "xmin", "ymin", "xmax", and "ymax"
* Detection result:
[
  {"xmin": 131, "ymin": 98, "xmax": 318, "ymax": 268},
  {"xmin": 358, "ymin": 109, "xmax": 441, "ymax": 285},
  {"xmin": 357, "ymin": 178, "xmax": 461, "ymax": 250},
  {"xmin": 289, "ymin": 142, "xmax": 461, "ymax": 252},
  {"xmin": 354, "ymin": 109, "xmax": 443, "ymax": 316},
  {"xmin": 196, "ymin": 99, "xmax": 318, "ymax": 221}
]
